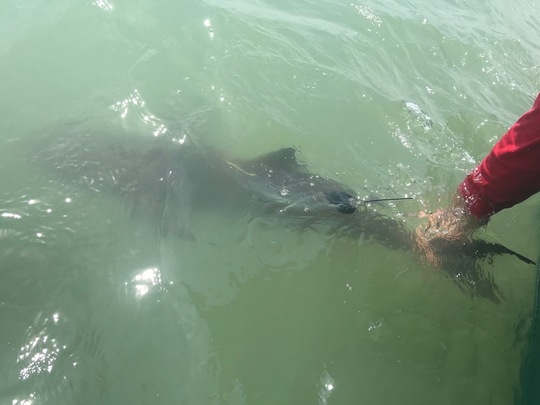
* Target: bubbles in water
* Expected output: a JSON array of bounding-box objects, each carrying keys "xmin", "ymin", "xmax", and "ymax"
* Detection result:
[
  {"xmin": 203, "ymin": 18, "xmax": 215, "ymax": 39},
  {"xmin": 404, "ymin": 101, "xmax": 433, "ymax": 130},
  {"xmin": 319, "ymin": 368, "xmax": 335, "ymax": 404},
  {"xmin": 352, "ymin": 4, "xmax": 382, "ymax": 26},
  {"xmin": 368, "ymin": 320, "xmax": 383, "ymax": 331}
]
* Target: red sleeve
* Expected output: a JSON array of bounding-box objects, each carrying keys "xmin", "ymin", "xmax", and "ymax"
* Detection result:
[{"xmin": 458, "ymin": 93, "xmax": 540, "ymax": 220}]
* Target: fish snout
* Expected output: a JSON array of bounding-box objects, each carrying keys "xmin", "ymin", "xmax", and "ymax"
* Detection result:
[{"xmin": 324, "ymin": 191, "xmax": 357, "ymax": 214}]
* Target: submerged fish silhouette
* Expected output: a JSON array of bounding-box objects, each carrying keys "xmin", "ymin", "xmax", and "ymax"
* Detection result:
[{"xmin": 34, "ymin": 127, "xmax": 534, "ymax": 303}]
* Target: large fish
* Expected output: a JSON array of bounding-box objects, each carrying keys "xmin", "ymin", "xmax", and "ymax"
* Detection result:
[{"xmin": 33, "ymin": 125, "xmax": 534, "ymax": 303}]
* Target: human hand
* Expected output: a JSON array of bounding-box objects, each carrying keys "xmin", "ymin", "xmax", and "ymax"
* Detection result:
[{"xmin": 414, "ymin": 205, "xmax": 483, "ymax": 267}]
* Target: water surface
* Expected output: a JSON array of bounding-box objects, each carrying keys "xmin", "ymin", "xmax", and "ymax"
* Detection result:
[{"xmin": 1, "ymin": 1, "xmax": 540, "ymax": 404}]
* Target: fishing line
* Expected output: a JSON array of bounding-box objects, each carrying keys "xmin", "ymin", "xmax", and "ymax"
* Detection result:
[{"xmin": 361, "ymin": 197, "xmax": 414, "ymax": 203}]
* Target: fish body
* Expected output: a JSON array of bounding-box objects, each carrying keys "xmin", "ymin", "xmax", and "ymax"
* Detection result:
[{"xmin": 34, "ymin": 126, "xmax": 534, "ymax": 303}]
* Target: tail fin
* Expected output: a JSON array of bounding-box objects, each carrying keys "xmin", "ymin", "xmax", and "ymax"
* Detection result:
[{"xmin": 473, "ymin": 240, "xmax": 536, "ymax": 265}]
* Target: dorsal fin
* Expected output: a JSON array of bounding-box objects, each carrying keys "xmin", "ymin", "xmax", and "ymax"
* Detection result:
[{"xmin": 251, "ymin": 147, "xmax": 299, "ymax": 170}]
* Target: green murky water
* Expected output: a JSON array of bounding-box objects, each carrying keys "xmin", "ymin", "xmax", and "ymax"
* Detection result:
[{"xmin": 1, "ymin": 1, "xmax": 540, "ymax": 404}]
